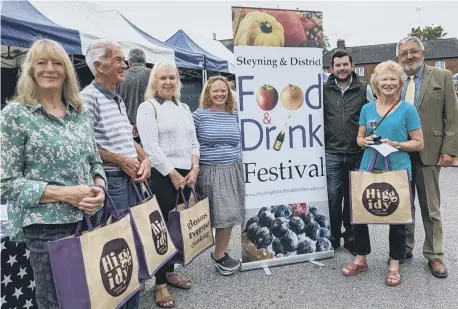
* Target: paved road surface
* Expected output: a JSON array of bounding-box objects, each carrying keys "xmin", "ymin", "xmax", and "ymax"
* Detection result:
[{"xmin": 140, "ymin": 168, "xmax": 458, "ymax": 309}]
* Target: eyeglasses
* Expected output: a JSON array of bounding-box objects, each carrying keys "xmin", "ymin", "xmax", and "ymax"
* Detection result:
[{"xmin": 399, "ymin": 49, "xmax": 423, "ymax": 59}]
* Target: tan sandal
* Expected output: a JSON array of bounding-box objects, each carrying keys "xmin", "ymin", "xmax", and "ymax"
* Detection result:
[
  {"xmin": 343, "ymin": 263, "xmax": 368, "ymax": 276},
  {"xmin": 155, "ymin": 284, "xmax": 175, "ymax": 308},
  {"xmin": 166, "ymin": 272, "xmax": 192, "ymax": 290},
  {"xmin": 386, "ymin": 269, "xmax": 401, "ymax": 286}
]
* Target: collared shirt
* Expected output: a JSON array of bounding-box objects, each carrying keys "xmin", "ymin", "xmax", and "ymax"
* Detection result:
[
  {"xmin": 401, "ymin": 63, "xmax": 424, "ymax": 106},
  {"xmin": 335, "ymin": 75, "xmax": 375, "ymax": 101},
  {"xmin": 136, "ymin": 98, "xmax": 199, "ymax": 176},
  {"xmin": 81, "ymin": 81, "xmax": 137, "ymax": 171},
  {"xmin": 0, "ymin": 101, "xmax": 106, "ymax": 241}
]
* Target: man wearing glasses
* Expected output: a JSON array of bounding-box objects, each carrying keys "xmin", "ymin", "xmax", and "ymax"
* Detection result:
[{"xmin": 396, "ymin": 36, "xmax": 458, "ymax": 278}]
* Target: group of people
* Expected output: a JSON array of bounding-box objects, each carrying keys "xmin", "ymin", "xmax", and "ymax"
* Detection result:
[
  {"xmin": 324, "ymin": 36, "xmax": 458, "ymax": 286},
  {"xmin": 1, "ymin": 39, "xmax": 244, "ymax": 309},
  {"xmin": 1, "ymin": 33, "xmax": 457, "ymax": 309}
]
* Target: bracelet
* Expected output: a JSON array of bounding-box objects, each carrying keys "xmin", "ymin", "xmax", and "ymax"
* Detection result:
[{"xmin": 192, "ymin": 164, "xmax": 200, "ymax": 170}]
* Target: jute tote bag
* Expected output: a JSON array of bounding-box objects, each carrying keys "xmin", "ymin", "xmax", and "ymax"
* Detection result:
[
  {"xmin": 48, "ymin": 190, "xmax": 141, "ymax": 309},
  {"xmin": 350, "ymin": 152, "xmax": 414, "ymax": 224},
  {"xmin": 167, "ymin": 189, "xmax": 214, "ymax": 266},
  {"xmin": 127, "ymin": 181, "xmax": 177, "ymax": 279}
]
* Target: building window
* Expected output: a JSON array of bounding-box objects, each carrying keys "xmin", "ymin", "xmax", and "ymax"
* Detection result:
[
  {"xmin": 435, "ymin": 61, "xmax": 445, "ymax": 69},
  {"xmin": 355, "ymin": 67, "xmax": 365, "ymax": 76}
]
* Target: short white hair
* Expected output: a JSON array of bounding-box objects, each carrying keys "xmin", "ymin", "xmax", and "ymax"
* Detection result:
[
  {"xmin": 396, "ymin": 36, "xmax": 425, "ymax": 57},
  {"xmin": 85, "ymin": 39, "xmax": 122, "ymax": 76}
]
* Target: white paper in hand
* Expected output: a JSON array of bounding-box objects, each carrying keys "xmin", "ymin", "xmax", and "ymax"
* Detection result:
[{"xmin": 368, "ymin": 143, "xmax": 399, "ymax": 157}]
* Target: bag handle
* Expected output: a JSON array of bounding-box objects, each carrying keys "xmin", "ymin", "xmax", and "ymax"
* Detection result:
[
  {"xmin": 148, "ymin": 99, "xmax": 158, "ymax": 120},
  {"xmin": 174, "ymin": 187, "xmax": 199, "ymax": 210},
  {"xmin": 98, "ymin": 185, "xmax": 123, "ymax": 228},
  {"xmin": 129, "ymin": 180, "xmax": 153, "ymax": 203},
  {"xmin": 75, "ymin": 214, "xmax": 94, "ymax": 236},
  {"xmin": 366, "ymin": 152, "xmax": 392, "ymax": 172}
]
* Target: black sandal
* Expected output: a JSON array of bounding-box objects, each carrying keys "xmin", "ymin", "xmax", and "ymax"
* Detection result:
[{"xmin": 155, "ymin": 284, "xmax": 175, "ymax": 308}]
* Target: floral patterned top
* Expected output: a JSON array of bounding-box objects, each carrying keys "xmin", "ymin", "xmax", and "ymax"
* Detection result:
[{"xmin": 0, "ymin": 101, "xmax": 106, "ymax": 241}]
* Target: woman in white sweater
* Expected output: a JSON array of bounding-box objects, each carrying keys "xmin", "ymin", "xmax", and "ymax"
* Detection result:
[{"xmin": 137, "ymin": 62, "xmax": 199, "ymax": 308}]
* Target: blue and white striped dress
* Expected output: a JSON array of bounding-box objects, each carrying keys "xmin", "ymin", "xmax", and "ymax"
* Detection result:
[{"xmin": 192, "ymin": 108, "xmax": 245, "ymax": 228}]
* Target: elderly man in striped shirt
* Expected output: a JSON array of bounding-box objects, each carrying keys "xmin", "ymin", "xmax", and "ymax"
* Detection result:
[{"xmin": 80, "ymin": 39, "xmax": 150, "ymax": 309}]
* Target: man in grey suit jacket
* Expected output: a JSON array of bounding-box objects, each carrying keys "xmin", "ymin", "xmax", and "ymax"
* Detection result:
[{"xmin": 397, "ymin": 36, "xmax": 458, "ymax": 278}]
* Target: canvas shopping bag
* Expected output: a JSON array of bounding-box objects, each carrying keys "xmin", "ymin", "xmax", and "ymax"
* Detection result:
[
  {"xmin": 350, "ymin": 152, "xmax": 414, "ymax": 224},
  {"xmin": 127, "ymin": 181, "xmax": 177, "ymax": 279},
  {"xmin": 167, "ymin": 189, "xmax": 214, "ymax": 266},
  {"xmin": 47, "ymin": 190, "xmax": 141, "ymax": 309}
]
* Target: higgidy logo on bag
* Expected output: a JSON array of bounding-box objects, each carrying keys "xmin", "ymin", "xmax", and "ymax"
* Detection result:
[
  {"xmin": 362, "ymin": 183, "xmax": 400, "ymax": 216},
  {"xmin": 149, "ymin": 210, "xmax": 168, "ymax": 255},
  {"xmin": 100, "ymin": 238, "xmax": 133, "ymax": 296}
]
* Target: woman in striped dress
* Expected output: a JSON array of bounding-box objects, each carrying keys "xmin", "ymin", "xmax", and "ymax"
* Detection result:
[{"xmin": 193, "ymin": 76, "xmax": 245, "ymax": 275}]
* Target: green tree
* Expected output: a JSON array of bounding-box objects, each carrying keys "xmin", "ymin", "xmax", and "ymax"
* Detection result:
[{"xmin": 409, "ymin": 25, "xmax": 447, "ymax": 41}]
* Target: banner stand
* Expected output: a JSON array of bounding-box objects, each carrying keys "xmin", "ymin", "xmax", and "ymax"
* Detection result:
[
  {"xmin": 232, "ymin": 6, "xmax": 332, "ymax": 272},
  {"xmin": 240, "ymin": 250, "xmax": 334, "ymax": 272}
]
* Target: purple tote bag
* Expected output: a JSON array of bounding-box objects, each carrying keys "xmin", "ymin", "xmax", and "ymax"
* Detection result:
[{"xmin": 47, "ymin": 188, "xmax": 142, "ymax": 309}]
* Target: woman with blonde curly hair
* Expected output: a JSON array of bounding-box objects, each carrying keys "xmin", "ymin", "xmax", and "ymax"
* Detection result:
[
  {"xmin": 342, "ymin": 60, "xmax": 424, "ymax": 286},
  {"xmin": 137, "ymin": 61, "xmax": 198, "ymax": 308},
  {"xmin": 193, "ymin": 76, "xmax": 245, "ymax": 275},
  {"xmin": 0, "ymin": 39, "xmax": 106, "ymax": 309}
]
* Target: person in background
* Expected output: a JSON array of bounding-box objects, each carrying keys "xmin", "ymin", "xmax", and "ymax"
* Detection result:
[
  {"xmin": 80, "ymin": 39, "xmax": 151, "ymax": 309},
  {"xmin": 0, "ymin": 39, "xmax": 106, "ymax": 309},
  {"xmin": 397, "ymin": 36, "xmax": 458, "ymax": 278},
  {"xmin": 137, "ymin": 61, "xmax": 199, "ymax": 308},
  {"xmin": 117, "ymin": 48, "xmax": 152, "ymax": 142},
  {"xmin": 193, "ymin": 76, "xmax": 244, "ymax": 275},
  {"xmin": 323, "ymin": 50, "xmax": 373, "ymax": 255},
  {"xmin": 343, "ymin": 60, "xmax": 424, "ymax": 286}
]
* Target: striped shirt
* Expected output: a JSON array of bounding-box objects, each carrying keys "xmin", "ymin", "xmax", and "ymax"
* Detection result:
[
  {"xmin": 401, "ymin": 63, "xmax": 424, "ymax": 106},
  {"xmin": 80, "ymin": 81, "xmax": 137, "ymax": 171},
  {"xmin": 193, "ymin": 108, "xmax": 241, "ymax": 165}
]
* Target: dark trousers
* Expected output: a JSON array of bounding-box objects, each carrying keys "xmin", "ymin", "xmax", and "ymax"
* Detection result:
[
  {"xmin": 325, "ymin": 152, "xmax": 362, "ymax": 245},
  {"xmin": 353, "ymin": 224, "xmax": 406, "ymax": 260},
  {"xmin": 106, "ymin": 170, "xmax": 141, "ymax": 309},
  {"xmin": 150, "ymin": 168, "xmax": 191, "ymax": 285},
  {"xmin": 24, "ymin": 223, "xmax": 78, "ymax": 309}
]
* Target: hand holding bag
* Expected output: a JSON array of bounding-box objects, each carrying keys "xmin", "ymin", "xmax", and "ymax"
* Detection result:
[
  {"xmin": 350, "ymin": 152, "xmax": 414, "ymax": 224},
  {"xmin": 167, "ymin": 188, "xmax": 214, "ymax": 266}
]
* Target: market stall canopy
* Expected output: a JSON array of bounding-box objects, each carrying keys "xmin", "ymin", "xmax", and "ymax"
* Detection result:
[
  {"xmin": 1, "ymin": 1, "xmax": 205, "ymax": 69},
  {"xmin": 166, "ymin": 30, "xmax": 235, "ymax": 73}
]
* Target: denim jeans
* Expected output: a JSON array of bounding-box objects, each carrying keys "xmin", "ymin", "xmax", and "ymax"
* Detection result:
[
  {"xmin": 24, "ymin": 223, "xmax": 78, "ymax": 309},
  {"xmin": 106, "ymin": 170, "xmax": 141, "ymax": 309},
  {"xmin": 353, "ymin": 224, "xmax": 406, "ymax": 260},
  {"xmin": 325, "ymin": 152, "xmax": 362, "ymax": 246}
]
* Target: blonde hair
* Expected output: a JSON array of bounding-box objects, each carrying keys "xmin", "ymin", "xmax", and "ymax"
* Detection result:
[
  {"xmin": 144, "ymin": 62, "xmax": 182, "ymax": 101},
  {"xmin": 199, "ymin": 76, "xmax": 236, "ymax": 113},
  {"xmin": 370, "ymin": 60, "xmax": 407, "ymax": 98},
  {"xmin": 12, "ymin": 39, "xmax": 84, "ymax": 112}
]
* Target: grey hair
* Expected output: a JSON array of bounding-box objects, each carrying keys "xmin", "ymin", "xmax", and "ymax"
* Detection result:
[
  {"xmin": 396, "ymin": 36, "xmax": 425, "ymax": 57},
  {"xmin": 85, "ymin": 39, "xmax": 122, "ymax": 76},
  {"xmin": 128, "ymin": 48, "xmax": 146, "ymax": 64}
]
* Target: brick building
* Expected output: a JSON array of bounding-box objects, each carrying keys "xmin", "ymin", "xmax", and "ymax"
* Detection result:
[{"xmin": 323, "ymin": 38, "xmax": 458, "ymax": 82}]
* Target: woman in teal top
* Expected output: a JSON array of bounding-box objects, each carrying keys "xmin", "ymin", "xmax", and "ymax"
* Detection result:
[
  {"xmin": 342, "ymin": 61, "xmax": 424, "ymax": 287},
  {"xmin": 1, "ymin": 39, "xmax": 106, "ymax": 309}
]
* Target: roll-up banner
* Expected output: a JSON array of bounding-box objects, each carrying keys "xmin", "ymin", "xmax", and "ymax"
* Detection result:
[{"xmin": 232, "ymin": 7, "xmax": 334, "ymax": 271}]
